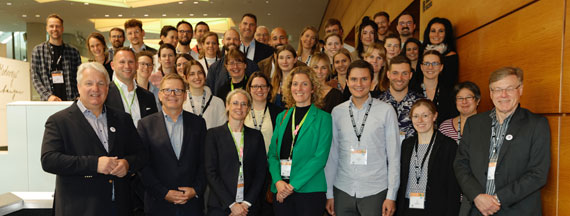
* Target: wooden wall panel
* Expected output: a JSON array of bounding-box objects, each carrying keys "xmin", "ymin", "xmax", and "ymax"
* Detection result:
[
  {"xmin": 455, "ymin": 0, "xmax": 563, "ymax": 113},
  {"xmin": 542, "ymin": 116, "xmax": 559, "ymax": 216},
  {"xmin": 419, "ymin": 0, "xmax": 534, "ymax": 39},
  {"xmin": 562, "ymin": 0, "xmax": 570, "ymax": 113},
  {"xmin": 559, "ymin": 116, "xmax": 570, "ymax": 215}
]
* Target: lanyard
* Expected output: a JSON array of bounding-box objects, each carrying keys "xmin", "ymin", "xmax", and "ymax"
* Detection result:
[
  {"xmin": 289, "ymin": 106, "xmax": 311, "ymax": 159},
  {"xmin": 114, "ymin": 80, "xmax": 136, "ymax": 114},
  {"xmin": 230, "ymin": 75, "xmax": 247, "ymax": 91},
  {"xmin": 457, "ymin": 116, "xmax": 462, "ymax": 143},
  {"xmin": 188, "ymin": 90, "xmax": 207, "ymax": 116},
  {"xmin": 413, "ymin": 132, "xmax": 437, "ymax": 184},
  {"xmin": 348, "ymin": 99, "xmax": 373, "ymax": 143},
  {"xmin": 422, "ymin": 83, "xmax": 440, "ymax": 106},
  {"xmin": 228, "ymin": 123, "xmax": 245, "ymax": 175},
  {"xmin": 204, "ymin": 56, "xmax": 218, "ymax": 70},
  {"xmin": 251, "ymin": 105, "xmax": 268, "ymax": 130}
]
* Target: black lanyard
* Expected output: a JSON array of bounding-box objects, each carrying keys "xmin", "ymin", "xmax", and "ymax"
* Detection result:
[
  {"xmin": 457, "ymin": 117, "xmax": 462, "ymax": 144},
  {"xmin": 348, "ymin": 99, "xmax": 373, "ymax": 143},
  {"xmin": 422, "ymin": 83, "xmax": 440, "ymax": 107},
  {"xmin": 188, "ymin": 90, "xmax": 207, "ymax": 116},
  {"xmin": 413, "ymin": 132, "xmax": 437, "ymax": 184},
  {"xmin": 251, "ymin": 105, "xmax": 268, "ymax": 130},
  {"xmin": 204, "ymin": 56, "xmax": 218, "ymax": 70}
]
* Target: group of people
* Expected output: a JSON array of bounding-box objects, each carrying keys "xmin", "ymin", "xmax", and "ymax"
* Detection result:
[{"xmin": 36, "ymin": 10, "xmax": 550, "ymax": 216}]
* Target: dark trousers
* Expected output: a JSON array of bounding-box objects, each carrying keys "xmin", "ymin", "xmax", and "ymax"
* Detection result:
[
  {"xmin": 333, "ymin": 187, "xmax": 386, "ymax": 216},
  {"xmin": 273, "ymin": 192, "xmax": 326, "ymax": 216}
]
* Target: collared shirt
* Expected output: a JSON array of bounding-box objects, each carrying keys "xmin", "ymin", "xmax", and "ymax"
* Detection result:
[
  {"xmin": 130, "ymin": 43, "xmax": 152, "ymax": 54},
  {"xmin": 164, "ymin": 112, "xmax": 184, "ymax": 159},
  {"xmin": 326, "ymin": 95, "xmax": 401, "ymax": 200},
  {"xmin": 486, "ymin": 108, "xmax": 514, "ymax": 195},
  {"xmin": 77, "ymin": 100, "xmax": 109, "ymax": 152},
  {"xmin": 240, "ymin": 40, "xmax": 256, "ymax": 61},
  {"xmin": 378, "ymin": 89, "xmax": 424, "ymax": 139},
  {"xmin": 176, "ymin": 47, "xmax": 199, "ymax": 60},
  {"xmin": 113, "ymin": 75, "xmax": 141, "ymax": 126}
]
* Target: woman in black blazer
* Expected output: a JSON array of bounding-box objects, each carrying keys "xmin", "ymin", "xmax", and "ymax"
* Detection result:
[
  {"xmin": 205, "ymin": 89, "xmax": 267, "ymax": 216},
  {"xmin": 397, "ymin": 99, "xmax": 460, "ymax": 216}
]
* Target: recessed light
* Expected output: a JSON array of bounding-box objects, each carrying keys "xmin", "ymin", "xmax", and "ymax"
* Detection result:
[
  {"xmin": 104, "ymin": 14, "xmax": 109, "ymax": 17},
  {"xmin": 265, "ymin": 1, "xmax": 269, "ymax": 3},
  {"xmin": 210, "ymin": 1, "xmax": 214, "ymax": 3},
  {"xmin": 190, "ymin": 13, "xmax": 194, "ymax": 16},
  {"xmin": 118, "ymin": 14, "xmax": 123, "ymax": 17},
  {"xmin": 35, "ymin": 14, "xmax": 41, "ymax": 18},
  {"xmin": 7, "ymin": 2, "xmax": 12, "ymax": 6},
  {"xmin": 22, "ymin": 14, "xmax": 27, "ymax": 18},
  {"xmin": 162, "ymin": 14, "xmax": 167, "ymax": 17},
  {"xmin": 178, "ymin": 1, "xmax": 183, "ymax": 4},
  {"xmin": 84, "ymin": 2, "xmax": 89, "ymax": 5},
  {"xmin": 218, "ymin": 13, "xmax": 222, "ymax": 16},
  {"xmin": 176, "ymin": 14, "xmax": 180, "ymax": 16},
  {"xmin": 203, "ymin": 14, "xmax": 208, "ymax": 16},
  {"xmin": 193, "ymin": 1, "xmax": 198, "ymax": 4},
  {"xmin": 144, "ymin": 14, "xmax": 149, "ymax": 17}
]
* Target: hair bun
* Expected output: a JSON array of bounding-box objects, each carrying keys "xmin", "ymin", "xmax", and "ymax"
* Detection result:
[{"xmin": 362, "ymin": 16, "xmax": 371, "ymax": 22}]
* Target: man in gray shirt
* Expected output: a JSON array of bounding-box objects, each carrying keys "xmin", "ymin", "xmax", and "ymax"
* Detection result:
[{"xmin": 325, "ymin": 60, "xmax": 400, "ymax": 216}]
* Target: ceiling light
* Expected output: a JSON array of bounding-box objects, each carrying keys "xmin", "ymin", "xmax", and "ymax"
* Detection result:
[
  {"xmin": 162, "ymin": 14, "xmax": 167, "ymax": 17},
  {"xmin": 190, "ymin": 13, "xmax": 194, "ymax": 16},
  {"xmin": 193, "ymin": 1, "xmax": 198, "ymax": 4},
  {"xmin": 178, "ymin": 1, "xmax": 183, "ymax": 4},
  {"xmin": 203, "ymin": 14, "xmax": 208, "ymax": 16},
  {"xmin": 7, "ymin": 2, "xmax": 12, "ymax": 5},
  {"xmin": 83, "ymin": 2, "xmax": 88, "ymax": 5},
  {"xmin": 267, "ymin": 13, "xmax": 271, "ymax": 16},
  {"xmin": 144, "ymin": 14, "xmax": 149, "ymax": 17},
  {"xmin": 21, "ymin": 14, "xmax": 27, "ymax": 18},
  {"xmin": 104, "ymin": 14, "xmax": 109, "ymax": 17},
  {"xmin": 265, "ymin": 1, "xmax": 269, "ymax": 3},
  {"xmin": 35, "ymin": 0, "xmax": 183, "ymax": 8},
  {"xmin": 118, "ymin": 14, "xmax": 123, "ymax": 17},
  {"xmin": 35, "ymin": 14, "xmax": 41, "ymax": 18}
]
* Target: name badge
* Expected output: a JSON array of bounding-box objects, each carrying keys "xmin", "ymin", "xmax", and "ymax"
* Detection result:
[
  {"xmin": 487, "ymin": 162, "xmax": 497, "ymax": 180},
  {"xmin": 236, "ymin": 175, "xmax": 244, "ymax": 202},
  {"xmin": 280, "ymin": 159, "xmax": 292, "ymax": 179},
  {"xmin": 409, "ymin": 192, "xmax": 425, "ymax": 209},
  {"xmin": 51, "ymin": 70, "xmax": 64, "ymax": 84},
  {"xmin": 350, "ymin": 147, "xmax": 367, "ymax": 165}
]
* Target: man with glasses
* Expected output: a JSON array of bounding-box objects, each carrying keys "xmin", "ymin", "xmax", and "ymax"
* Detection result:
[
  {"xmin": 206, "ymin": 29, "xmax": 259, "ymax": 96},
  {"xmin": 108, "ymin": 27, "xmax": 125, "ymax": 61},
  {"xmin": 138, "ymin": 73, "xmax": 208, "ymax": 215},
  {"xmin": 396, "ymin": 12, "xmax": 417, "ymax": 48},
  {"xmin": 177, "ymin": 20, "xmax": 199, "ymax": 60},
  {"xmin": 454, "ymin": 67, "xmax": 551, "ymax": 215},
  {"xmin": 124, "ymin": 19, "xmax": 156, "ymax": 55},
  {"xmin": 378, "ymin": 56, "xmax": 423, "ymax": 142}
]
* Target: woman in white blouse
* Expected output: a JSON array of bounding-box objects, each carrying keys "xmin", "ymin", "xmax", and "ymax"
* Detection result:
[{"xmin": 197, "ymin": 32, "xmax": 221, "ymax": 77}]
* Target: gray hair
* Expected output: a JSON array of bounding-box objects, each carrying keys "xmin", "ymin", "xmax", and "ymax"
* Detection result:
[
  {"xmin": 489, "ymin": 67, "xmax": 523, "ymax": 87},
  {"xmin": 225, "ymin": 89, "xmax": 252, "ymax": 117},
  {"xmin": 77, "ymin": 62, "xmax": 110, "ymax": 85}
]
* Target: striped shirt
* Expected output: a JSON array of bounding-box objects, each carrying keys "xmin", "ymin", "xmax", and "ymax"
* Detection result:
[
  {"xmin": 439, "ymin": 118, "xmax": 459, "ymax": 142},
  {"xmin": 485, "ymin": 109, "xmax": 514, "ymax": 195}
]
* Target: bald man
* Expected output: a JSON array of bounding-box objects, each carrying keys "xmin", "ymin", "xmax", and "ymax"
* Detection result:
[{"xmin": 269, "ymin": 27, "xmax": 288, "ymax": 49}]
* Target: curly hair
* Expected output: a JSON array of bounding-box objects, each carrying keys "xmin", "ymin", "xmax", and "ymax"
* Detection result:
[{"xmin": 282, "ymin": 66, "xmax": 323, "ymax": 108}]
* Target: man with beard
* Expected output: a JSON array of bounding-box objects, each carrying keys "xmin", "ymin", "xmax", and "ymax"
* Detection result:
[
  {"xmin": 324, "ymin": 18, "xmax": 355, "ymax": 52},
  {"xmin": 124, "ymin": 19, "xmax": 156, "ymax": 55},
  {"xmin": 396, "ymin": 12, "xmax": 417, "ymax": 48},
  {"xmin": 239, "ymin": 13, "xmax": 273, "ymax": 64},
  {"xmin": 108, "ymin": 27, "xmax": 125, "ymax": 61},
  {"xmin": 378, "ymin": 56, "xmax": 423, "ymax": 142},
  {"xmin": 373, "ymin": 12, "xmax": 391, "ymax": 42},
  {"xmin": 258, "ymin": 27, "xmax": 306, "ymax": 78},
  {"xmin": 206, "ymin": 29, "xmax": 259, "ymax": 96},
  {"xmin": 192, "ymin": 21, "xmax": 210, "ymax": 54},
  {"xmin": 176, "ymin": 20, "xmax": 199, "ymax": 60}
]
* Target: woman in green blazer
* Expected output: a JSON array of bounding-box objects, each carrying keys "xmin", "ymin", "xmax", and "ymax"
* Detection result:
[{"xmin": 267, "ymin": 66, "xmax": 333, "ymax": 216}]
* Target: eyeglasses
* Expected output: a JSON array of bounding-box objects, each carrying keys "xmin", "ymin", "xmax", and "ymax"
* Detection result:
[
  {"xmin": 412, "ymin": 113, "xmax": 433, "ymax": 119},
  {"xmin": 456, "ymin": 96, "xmax": 475, "ymax": 102},
  {"xmin": 139, "ymin": 62, "xmax": 153, "ymax": 67},
  {"xmin": 231, "ymin": 101, "xmax": 248, "ymax": 107},
  {"xmin": 490, "ymin": 85, "xmax": 521, "ymax": 95},
  {"xmin": 422, "ymin": 62, "xmax": 441, "ymax": 67},
  {"xmin": 399, "ymin": 21, "xmax": 413, "ymax": 26},
  {"xmin": 178, "ymin": 30, "xmax": 192, "ymax": 34},
  {"xmin": 160, "ymin": 88, "xmax": 185, "ymax": 96},
  {"xmin": 250, "ymin": 85, "xmax": 268, "ymax": 90}
]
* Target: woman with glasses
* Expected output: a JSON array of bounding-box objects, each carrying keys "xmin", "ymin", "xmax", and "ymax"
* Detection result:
[
  {"xmin": 439, "ymin": 82, "xmax": 481, "ymax": 143},
  {"xmin": 268, "ymin": 66, "xmax": 332, "ymax": 216},
  {"xmin": 205, "ymin": 89, "xmax": 267, "ymax": 216},
  {"xmin": 135, "ymin": 51, "xmax": 160, "ymax": 109},
  {"xmin": 309, "ymin": 53, "xmax": 344, "ymax": 113},
  {"xmin": 401, "ymin": 38, "xmax": 423, "ymax": 73},
  {"xmin": 411, "ymin": 50, "xmax": 457, "ymax": 124},
  {"xmin": 198, "ymin": 32, "xmax": 221, "ymax": 76},
  {"xmin": 86, "ymin": 32, "xmax": 113, "ymax": 78},
  {"xmin": 297, "ymin": 26, "xmax": 319, "ymax": 65},
  {"xmin": 182, "ymin": 60, "xmax": 226, "ymax": 129},
  {"xmin": 352, "ymin": 16, "xmax": 380, "ymax": 60},
  {"xmin": 216, "ymin": 49, "xmax": 249, "ymax": 102},
  {"xmin": 175, "ymin": 53, "xmax": 193, "ymax": 79},
  {"xmin": 422, "ymin": 17, "xmax": 458, "ymax": 88},
  {"xmin": 362, "ymin": 43, "xmax": 388, "ymax": 97},
  {"xmin": 397, "ymin": 99, "xmax": 460, "ymax": 216},
  {"xmin": 270, "ymin": 45, "xmax": 300, "ymax": 109}
]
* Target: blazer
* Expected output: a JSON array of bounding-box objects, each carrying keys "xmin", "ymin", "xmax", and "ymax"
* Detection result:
[
  {"xmin": 204, "ymin": 124, "xmax": 267, "ymax": 215},
  {"xmin": 105, "ymin": 82, "xmax": 158, "ymax": 118},
  {"xmin": 41, "ymin": 102, "xmax": 147, "ymax": 216},
  {"xmin": 267, "ymin": 104, "xmax": 332, "ymax": 193},
  {"xmin": 252, "ymin": 40, "xmax": 274, "ymax": 64},
  {"xmin": 454, "ymin": 107, "xmax": 551, "ymax": 215},
  {"xmin": 267, "ymin": 102, "xmax": 284, "ymax": 130},
  {"xmin": 137, "ymin": 111, "xmax": 207, "ymax": 215},
  {"xmin": 396, "ymin": 131, "xmax": 460, "ymax": 216},
  {"xmin": 205, "ymin": 56, "xmax": 260, "ymax": 96}
]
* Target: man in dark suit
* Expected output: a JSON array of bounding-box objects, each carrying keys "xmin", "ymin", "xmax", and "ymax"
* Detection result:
[
  {"xmin": 105, "ymin": 47, "xmax": 158, "ymax": 127},
  {"xmin": 239, "ymin": 13, "xmax": 274, "ymax": 64},
  {"xmin": 206, "ymin": 29, "xmax": 259, "ymax": 96},
  {"xmin": 138, "ymin": 73, "xmax": 207, "ymax": 215},
  {"xmin": 454, "ymin": 67, "xmax": 551, "ymax": 216},
  {"xmin": 41, "ymin": 62, "xmax": 147, "ymax": 216}
]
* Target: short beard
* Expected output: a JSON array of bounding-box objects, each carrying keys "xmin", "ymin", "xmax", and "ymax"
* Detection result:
[{"xmin": 179, "ymin": 39, "xmax": 191, "ymax": 46}]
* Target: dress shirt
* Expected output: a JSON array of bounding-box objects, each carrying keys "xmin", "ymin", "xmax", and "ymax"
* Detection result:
[
  {"xmin": 176, "ymin": 47, "xmax": 200, "ymax": 60},
  {"xmin": 326, "ymin": 95, "xmax": 401, "ymax": 200},
  {"xmin": 164, "ymin": 112, "xmax": 184, "ymax": 159},
  {"xmin": 378, "ymin": 89, "xmax": 424, "ymax": 139},
  {"xmin": 240, "ymin": 40, "xmax": 256, "ymax": 61},
  {"xmin": 113, "ymin": 75, "xmax": 141, "ymax": 126},
  {"xmin": 76, "ymin": 100, "xmax": 109, "ymax": 152},
  {"xmin": 486, "ymin": 108, "xmax": 514, "ymax": 195}
]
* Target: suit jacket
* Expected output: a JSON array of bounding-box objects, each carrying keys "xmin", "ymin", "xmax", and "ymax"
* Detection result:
[
  {"xmin": 205, "ymin": 56, "xmax": 260, "ymax": 96},
  {"xmin": 204, "ymin": 124, "xmax": 267, "ymax": 214},
  {"xmin": 137, "ymin": 111, "xmax": 207, "ymax": 215},
  {"xmin": 397, "ymin": 131, "xmax": 460, "ymax": 216},
  {"xmin": 41, "ymin": 102, "xmax": 147, "ymax": 216},
  {"xmin": 454, "ymin": 107, "xmax": 551, "ymax": 215},
  {"xmin": 106, "ymin": 82, "xmax": 158, "ymax": 118},
  {"xmin": 267, "ymin": 102, "xmax": 284, "ymax": 130},
  {"xmin": 267, "ymin": 104, "xmax": 332, "ymax": 193},
  {"xmin": 252, "ymin": 40, "xmax": 274, "ymax": 64}
]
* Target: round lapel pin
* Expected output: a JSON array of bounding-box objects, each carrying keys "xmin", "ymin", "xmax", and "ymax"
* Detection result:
[
  {"xmin": 110, "ymin": 127, "xmax": 116, "ymax": 132},
  {"xmin": 506, "ymin": 134, "xmax": 513, "ymax": 141}
]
